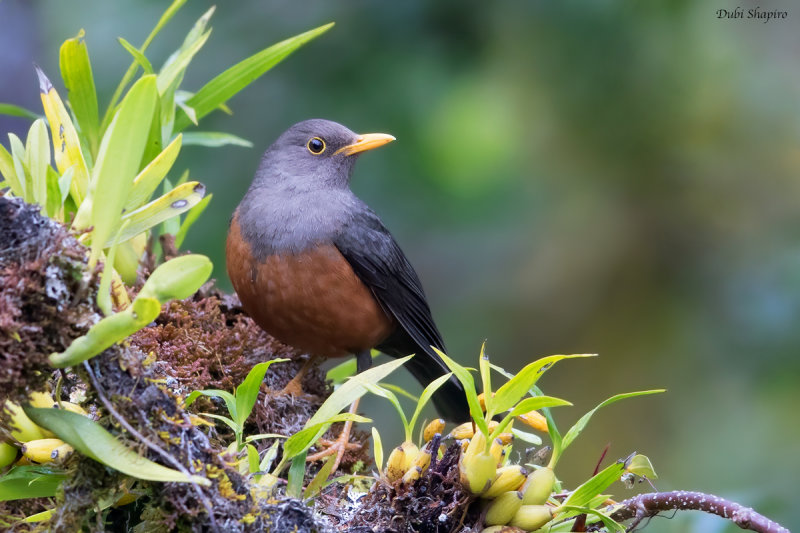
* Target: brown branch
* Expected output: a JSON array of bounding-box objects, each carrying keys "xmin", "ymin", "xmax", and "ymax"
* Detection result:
[{"xmin": 608, "ymin": 491, "xmax": 789, "ymax": 533}]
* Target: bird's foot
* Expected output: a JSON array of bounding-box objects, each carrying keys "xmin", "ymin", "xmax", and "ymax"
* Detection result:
[
  {"xmin": 280, "ymin": 356, "xmax": 318, "ymax": 396},
  {"xmin": 306, "ymin": 398, "xmax": 362, "ymax": 474},
  {"xmin": 306, "ymin": 425, "xmax": 362, "ymax": 474},
  {"xmin": 282, "ymin": 375, "xmax": 304, "ymax": 397}
]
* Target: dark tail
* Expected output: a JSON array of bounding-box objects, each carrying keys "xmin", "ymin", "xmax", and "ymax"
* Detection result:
[{"xmin": 377, "ymin": 331, "xmax": 471, "ymax": 422}]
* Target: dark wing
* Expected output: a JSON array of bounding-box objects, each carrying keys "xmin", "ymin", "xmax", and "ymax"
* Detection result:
[
  {"xmin": 334, "ymin": 208, "xmax": 470, "ymax": 421},
  {"xmin": 333, "ymin": 208, "xmax": 445, "ymax": 356}
]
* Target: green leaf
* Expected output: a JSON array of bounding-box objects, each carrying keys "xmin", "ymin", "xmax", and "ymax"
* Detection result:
[
  {"xmin": 245, "ymin": 433, "xmax": 287, "ymax": 444},
  {"xmin": 325, "ymin": 350, "xmax": 379, "ymax": 385},
  {"xmin": 303, "ymin": 454, "xmax": 335, "ymax": 499},
  {"xmin": 561, "ymin": 455, "xmax": 631, "ymax": 508},
  {"xmin": 141, "ymin": 96, "xmax": 163, "ymax": 170},
  {"xmin": 258, "ymin": 440, "xmax": 281, "ymax": 472},
  {"xmin": 371, "ymin": 427, "xmax": 384, "ymax": 475},
  {"xmin": 0, "ymin": 103, "xmax": 39, "ymax": 120},
  {"xmin": 137, "ymin": 254, "xmax": 213, "ymax": 302},
  {"xmin": 626, "ymin": 453, "xmax": 658, "ymax": 479},
  {"xmin": 407, "ymin": 372, "xmax": 453, "ymax": 438},
  {"xmin": 233, "ymin": 359, "xmax": 290, "ymax": 428},
  {"xmin": 157, "ymin": 7, "xmax": 214, "ymax": 95},
  {"xmin": 45, "ymin": 167, "xmax": 62, "ymax": 218},
  {"xmin": 181, "ymin": 131, "xmax": 253, "ymax": 148},
  {"xmin": 26, "ymin": 119, "xmax": 50, "ymax": 208},
  {"xmin": 183, "ymin": 389, "xmax": 236, "ymax": 416},
  {"xmin": 126, "ymin": 134, "xmax": 182, "ymax": 210},
  {"xmin": 108, "ymin": 181, "xmax": 206, "ymax": 247},
  {"xmin": 490, "ymin": 395, "xmax": 572, "ymax": 441},
  {"xmin": 283, "ymin": 413, "xmax": 371, "ymax": 460},
  {"xmin": 286, "ymin": 452, "xmax": 306, "ymax": 498},
  {"xmin": 88, "ymin": 75, "xmax": 158, "ymax": 267},
  {"xmin": 9, "ymin": 133, "xmax": 30, "ymax": 201},
  {"xmin": 381, "ymin": 383, "xmax": 419, "ymax": 403},
  {"xmin": 101, "ymin": 0, "xmax": 188, "ymax": 133},
  {"xmin": 478, "ymin": 342, "xmax": 492, "ymax": 414},
  {"xmin": 511, "ymin": 427, "xmax": 543, "ymax": 446},
  {"xmin": 0, "ymin": 143, "xmax": 24, "ymax": 197},
  {"xmin": 175, "ymin": 193, "xmax": 211, "ymax": 248},
  {"xmin": 176, "ymin": 100, "xmax": 197, "ymax": 126},
  {"xmin": 58, "ymin": 167, "xmax": 74, "ymax": 205},
  {"xmin": 560, "ymin": 390, "xmax": 665, "ymax": 453},
  {"xmin": 432, "ymin": 348, "xmax": 488, "ymax": 436},
  {"xmin": 0, "ymin": 466, "xmax": 66, "ymax": 501},
  {"xmin": 49, "ymin": 296, "xmax": 161, "ymax": 367},
  {"xmin": 60, "ymin": 29, "xmax": 100, "ymax": 156},
  {"xmin": 306, "ymin": 356, "xmax": 411, "ymax": 428},
  {"xmin": 23, "ymin": 407, "xmax": 210, "ymax": 486},
  {"xmin": 173, "ymin": 23, "xmax": 334, "ymax": 131},
  {"xmin": 493, "ymin": 354, "xmax": 596, "ymax": 415},
  {"xmin": 245, "ymin": 444, "xmax": 260, "ymax": 474},
  {"xmin": 362, "ymin": 382, "xmax": 410, "ymax": 441},
  {"xmin": 199, "ymin": 412, "xmax": 240, "ymax": 434},
  {"xmin": 21, "ymin": 508, "xmax": 56, "ymax": 524},
  {"xmin": 556, "ymin": 506, "xmax": 625, "ymax": 532},
  {"xmin": 118, "ymin": 38, "xmax": 154, "ymax": 75}
]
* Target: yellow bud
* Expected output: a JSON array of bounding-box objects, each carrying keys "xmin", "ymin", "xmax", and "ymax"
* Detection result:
[
  {"xmin": 450, "ymin": 421, "xmax": 476, "ymax": 440},
  {"xmin": 0, "ymin": 441, "xmax": 18, "ymax": 468},
  {"xmin": 484, "ymin": 464, "xmax": 528, "ymax": 499},
  {"xmin": 401, "ymin": 441, "xmax": 420, "ymax": 472},
  {"xmin": 402, "ymin": 443, "xmax": 433, "ymax": 485},
  {"xmin": 480, "ymin": 527, "xmax": 526, "ymax": 533},
  {"xmin": 464, "ymin": 430, "xmax": 488, "ymax": 462},
  {"xmin": 509, "ymin": 505, "xmax": 553, "ymax": 530},
  {"xmin": 521, "ymin": 467, "xmax": 555, "ymax": 505},
  {"xmin": 461, "ymin": 451, "xmax": 497, "ymax": 495},
  {"xmin": 58, "ymin": 401, "xmax": 88, "ymax": 416},
  {"xmin": 28, "ymin": 392, "xmax": 56, "ymax": 409},
  {"xmin": 21, "ymin": 438, "xmax": 67, "ymax": 463},
  {"xmin": 386, "ymin": 446, "xmax": 407, "ymax": 482},
  {"xmin": 50, "ymin": 442, "xmax": 74, "ymax": 462},
  {"xmin": 477, "ymin": 392, "xmax": 488, "ymax": 411},
  {"xmin": 413, "ymin": 445, "xmax": 432, "ymax": 472},
  {"xmin": 450, "ymin": 420, "xmax": 500, "ymax": 440},
  {"xmin": 516, "ymin": 410, "xmax": 548, "ymax": 433},
  {"xmin": 423, "ymin": 418, "xmax": 445, "ymax": 442},
  {"xmin": 489, "ymin": 438, "xmax": 505, "ymax": 465},
  {"xmin": 5, "ymin": 401, "xmax": 46, "ymax": 442},
  {"xmin": 485, "ymin": 491, "xmax": 523, "ymax": 526},
  {"xmin": 497, "ymin": 433, "xmax": 514, "ymax": 446},
  {"xmin": 401, "ymin": 466, "xmax": 423, "ymax": 484}
]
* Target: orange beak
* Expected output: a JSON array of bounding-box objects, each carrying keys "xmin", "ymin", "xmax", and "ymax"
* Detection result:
[{"xmin": 335, "ymin": 133, "xmax": 396, "ymax": 156}]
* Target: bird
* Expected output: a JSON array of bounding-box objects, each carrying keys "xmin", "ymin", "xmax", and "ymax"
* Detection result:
[{"xmin": 226, "ymin": 119, "xmax": 470, "ymax": 469}]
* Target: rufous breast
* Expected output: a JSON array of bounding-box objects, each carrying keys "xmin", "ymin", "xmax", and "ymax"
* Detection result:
[{"xmin": 226, "ymin": 214, "xmax": 394, "ymax": 357}]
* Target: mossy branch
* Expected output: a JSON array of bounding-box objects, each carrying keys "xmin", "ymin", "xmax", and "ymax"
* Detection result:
[{"xmin": 607, "ymin": 490, "xmax": 789, "ymax": 533}]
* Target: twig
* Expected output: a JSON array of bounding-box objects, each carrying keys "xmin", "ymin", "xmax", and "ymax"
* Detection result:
[
  {"xmin": 607, "ymin": 491, "xmax": 789, "ymax": 533},
  {"xmin": 83, "ymin": 360, "xmax": 220, "ymax": 533}
]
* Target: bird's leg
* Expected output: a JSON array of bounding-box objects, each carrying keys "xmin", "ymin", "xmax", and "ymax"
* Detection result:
[
  {"xmin": 305, "ymin": 350, "xmax": 371, "ymax": 473},
  {"xmin": 282, "ymin": 355, "xmax": 319, "ymax": 396},
  {"xmin": 306, "ymin": 397, "xmax": 362, "ymax": 473}
]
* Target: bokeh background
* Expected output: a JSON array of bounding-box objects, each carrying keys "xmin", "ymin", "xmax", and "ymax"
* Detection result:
[{"xmin": 1, "ymin": 1, "xmax": 798, "ymax": 530}]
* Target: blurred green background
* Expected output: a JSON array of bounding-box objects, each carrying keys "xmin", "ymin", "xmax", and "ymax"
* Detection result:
[{"xmin": 1, "ymin": 1, "xmax": 797, "ymax": 530}]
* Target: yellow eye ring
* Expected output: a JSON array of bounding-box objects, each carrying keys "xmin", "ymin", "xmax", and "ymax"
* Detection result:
[{"xmin": 307, "ymin": 137, "xmax": 326, "ymax": 155}]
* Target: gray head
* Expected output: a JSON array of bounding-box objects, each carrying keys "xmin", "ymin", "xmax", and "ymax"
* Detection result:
[{"xmin": 251, "ymin": 119, "xmax": 395, "ymax": 192}]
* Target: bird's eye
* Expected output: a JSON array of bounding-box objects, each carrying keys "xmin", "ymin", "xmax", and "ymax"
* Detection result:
[{"xmin": 307, "ymin": 137, "xmax": 326, "ymax": 154}]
